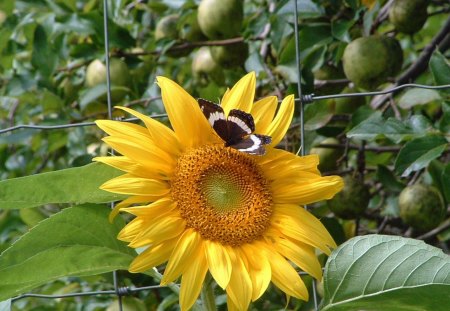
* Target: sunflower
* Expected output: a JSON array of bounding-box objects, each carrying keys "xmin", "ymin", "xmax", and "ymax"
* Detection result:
[{"xmin": 95, "ymin": 72, "xmax": 343, "ymax": 310}]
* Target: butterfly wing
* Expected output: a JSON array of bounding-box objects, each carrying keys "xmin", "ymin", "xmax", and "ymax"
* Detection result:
[
  {"xmin": 198, "ymin": 98, "xmax": 230, "ymax": 142},
  {"xmin": 230, "ymin": 134, "xmax": 272, "ymax": 155},
  {"xmin": 226, "ymin": 109, "xmax": 255, "ymax": 146}
]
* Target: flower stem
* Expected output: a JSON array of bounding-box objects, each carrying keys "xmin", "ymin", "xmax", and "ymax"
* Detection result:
[{"xmin": 201, "ymin": 273, "xmax": 217, "ymax": 311}]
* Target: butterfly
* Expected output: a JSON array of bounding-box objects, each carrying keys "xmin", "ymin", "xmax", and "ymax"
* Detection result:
[{"xmin": 198, "ymin": 98, "xmax": 272, "ymax": 155}]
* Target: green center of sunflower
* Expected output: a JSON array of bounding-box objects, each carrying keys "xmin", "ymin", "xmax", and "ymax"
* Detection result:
[{"xmin": 172, "ymin": 144, "xmax": 273, "ymax": 246}]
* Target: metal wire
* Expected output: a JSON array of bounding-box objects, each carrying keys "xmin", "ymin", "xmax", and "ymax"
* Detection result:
[{"xmin": 4, "ymin": 0, "xmax": 450, "ymax": 309}]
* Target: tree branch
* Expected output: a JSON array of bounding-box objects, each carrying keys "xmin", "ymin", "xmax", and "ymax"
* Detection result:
[{"xmin": 371, "ymin": 16, "xmax": 450, "ymax": 108}]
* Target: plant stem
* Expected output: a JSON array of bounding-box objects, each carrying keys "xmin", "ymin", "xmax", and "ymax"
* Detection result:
[{"xmin": 201, "ymin": 274, "xmax": 217, "ymax": 311}]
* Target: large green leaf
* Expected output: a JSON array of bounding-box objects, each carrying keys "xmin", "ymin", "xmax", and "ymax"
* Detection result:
[
  {"xmin": 0, "ymin": 162, "xmax": 127, "ymax": 209},
  {"xmin": 0, "ymin": 204, "xmax": 134, "ymax": 300},
  {"xmin": 321, "ymin": 235, "xmax": 450, "ymax": 311},
  {"xmin": 394, "ymin": 135, "xmax": 448, "ymax": 177}
]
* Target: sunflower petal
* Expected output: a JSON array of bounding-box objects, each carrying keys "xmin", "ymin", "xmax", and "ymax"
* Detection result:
[
  {"xmin": 266, "ymin": 94, "xmax": 294, "ymax": 146},
  {"xmin": 241, "ymin": 242, "xmax": 271, "ymax": 301},
  {"xmin": 161, "ymin": 229, "xmax": 202, "ymax": 285},
  {"xmin": 221, "ymin": 72, "xmax": 256, "ymax": 115},
  {"xmin": 115, "ymin": 106, "xmax": 182, "ymax": 156},
  {"xmin": 225, "ymin": 248, "xmax": 252, "ymax": 311},
  {"xmin": 100, "ymin": 174, "xmax": 170, "ymax": 196},
  {"xmin": 107, "ymin": 195, "xmax": 154, "ymax": 222},
  {"xmin": 129, "ymin": 237, "xmax": 178, "ymax": 272},
  {"xmin": 267, "ymin": 249, "xmax": 309, "ymax": 300},
  {"xmin": 272, "ymin": 175, "xmax": 344, "ymax": 205},
  {"xmin": 251, "ymin": 96, "xmax": 278, "ymax": 134},
  {"xmin": 101, "ymin": 136, "xmax": 174, "ymax": 175},
  {"xmin": 272, "ymin": 235, "xmax": 323, "ymax": 280},
  {"xmin": 157, "ymin": 76, "xmax": 213, "ymax": 148},
  {"xmin": 179, "ymin": 242, "xmax": 208, "ymax": 311},
  {"xmin": 129, "ymin": 214, "xmax": 185, "ymax": 248},
  {"xmin": 205, "ymin": 241, "xmax": 232, "ymax": 289}
]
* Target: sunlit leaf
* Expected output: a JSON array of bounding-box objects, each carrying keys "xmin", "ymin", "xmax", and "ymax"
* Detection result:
[
  {"xmin": 0, "ymin": 204, "xmax": 134, "ymax": 300},
  {"xmin": 321, "ymin": 235, "xmax": 450, "ymax": 311},
  {"xmin": 0, "ymin": 163, "xmax": 126, "ymax": 209}
]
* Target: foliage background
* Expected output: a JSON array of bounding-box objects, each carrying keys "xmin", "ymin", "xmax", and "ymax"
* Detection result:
[{"xmin": 0, "ymin": 0, "xmax": 449, "ymax": 310}]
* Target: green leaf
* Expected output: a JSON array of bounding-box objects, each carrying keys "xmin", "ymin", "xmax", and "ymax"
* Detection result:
[
  {"xmin": 0, "ymin": 204, "xmax": 134, "ymax": 300},
  {"xmin": 429, "ymin": 50, "xmax": 450, "ymax": 89},
  {"xmin": 347, "ymin": 114, "xmax": 432, "ymax": 143},
  {"xmin": 321, "ymin": 234, "xmax": 450, "ymax": 311},
  {"xmin": 31, "ymin": 25, "xmax": 57, "ymax": 77},
  {"xmin": 0, "ymin": 163, "xmax": 127, "ymax": 209},
  {"xmin": 442, "ymin": 164, "xmax": 450, "ymax": 203},
  {"xmin": 79, "ymin": 84, "xmax": 130, "ymax": 109},
  {"xmin": 394, "ymin": 135, "xmax": 448, "ymax": 177},
  {"xmin": 304, "ymin": 100, "xmax": 334, "ymax": 130},
  {"xmin": 398, "ymin": 88, "xmax": 442, "ymax": 109},
  {"xmin": 376, "ymin": 165, "xmax": 405, "ymax": 193}
]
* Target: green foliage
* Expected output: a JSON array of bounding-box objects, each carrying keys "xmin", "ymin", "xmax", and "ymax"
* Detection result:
[
  {"xmin": 321, "ymin": 235, "xmax": 450, "ymax": 311},
  {"xmin": 0, "ymin": 204, "xmax": 134, "ymax": 301},
  {"xmin": 0, "ymin": 162, "xmax": 126, "ymax": 209},
  {"xmin": 0, "ymin": 0, "xmax": 449, "ymax": 309}
]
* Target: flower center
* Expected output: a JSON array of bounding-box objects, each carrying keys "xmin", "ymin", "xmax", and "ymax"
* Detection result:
[{"xmin": 171, "ymin": 145, "xmax": 273, "ymax": 246}]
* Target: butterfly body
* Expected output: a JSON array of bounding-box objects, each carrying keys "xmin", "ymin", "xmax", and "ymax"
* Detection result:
[{"xmin": 198, "ymin": 98, "xmax": 271, "ymax": 155}]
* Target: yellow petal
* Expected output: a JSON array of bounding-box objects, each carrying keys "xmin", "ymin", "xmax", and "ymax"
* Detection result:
[
  {"xmin": 221, "ymin": 72, "xmax": 256, "ymax": 115},
  {"xmin": 179, "ymin": 241, "xmax": 208, "ymax": 311},
  {"xmin": 115, "ymin": 106, "xmax": 182, "ymax": 156},
  {"xmin": 225, "ymin": 248, "xmax": 252, "ymax": 311},
  {"xmin": 204, "ymin": 240, "xmax": 232, "ymax": 289},
  {"xmin": 107, "ymin": 195, "xmax": 154, "ymax": 222},
  {"xmin": 265, "ymin": 94, "xmax": 294, "ymax": 146},
  {"xmin": 241, "ymin": 242, "xmax": 271, "ymax": 301},
  {"xmin": 96, "ymin": 119, "xmax": 149, "ymax": 139},
  {"xmin": 267, "ymin": 250, "xmax": 309, "ymax": 301},
  {"xmin": 117, "ymin": 217, "xmax": 144, "ymax": 242},
  {"xmin": 275, "ymin": 204, "xmax": 337, "ymax": 250},
  {"xmin": 272, "ymin": 175, "xmax": 343, "ymax": 205},
  {"xmin": 94, "ymin": 156, "xmax": 171, "ymax": 180},
  {"xmin": 272, "ymin": 235, "xmax": 323, "ymax": 280},
  {"xmin": 268, "ymin": 207, "xmax": 335, "ymax": 255},
  {"xmin": 260, "ymin": 153, "xmax": 321, "ymax": 181},
  {"xmin": 122, "ymin": 197, "xmax": 175, "ymax": 217},
  {"xmin": 161, "ymin": 229, "xmax": 202, "ymax": 285},
  {"xmin": 100, "ymin": 174, "xmax": 169, "ymax": 196},
  {"xmin": 157, "ymin": 76, "xmax": 213, "ymax": 148},
  {"xmin": 129, "ymin": 213, "xmax": 185, "ymax": 248},
  {"xmin": 251, "ymin": 96, "xmax": 278, "ymax": 134},
  {"xmin": 101, "ymin": 136, "xmax": 174, "ymax": 175},
  {"xmin": 129, "ymin": 237, "xmax": 178, "ymax": 273}
]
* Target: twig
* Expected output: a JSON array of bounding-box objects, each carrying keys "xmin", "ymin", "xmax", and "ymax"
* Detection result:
[
  {"xmin": 416, "ymin": 218, "xmax": 450, "ymax": 240},
  {"xmin": 371, "ymin": 16, "xmax": 450, "ymax": 108}
]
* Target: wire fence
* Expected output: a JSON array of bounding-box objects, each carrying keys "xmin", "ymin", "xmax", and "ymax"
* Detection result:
[{"xmin": 2, "ymin": 0, "xmax": 450, "ymax": 310}]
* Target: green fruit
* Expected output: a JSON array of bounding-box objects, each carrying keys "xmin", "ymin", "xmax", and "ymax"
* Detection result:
[
  {"xmin": 381, "ymin": 36, "xmax": 403, "ymax": 77},
  {"xmin": 0, "ymin": 10, "xmax": 6, "ymax": 25},
  {"xmin": 389, "ymin": 0, "xmax": 429, "ymax": 34},
  {"xmin": 310, "ymin": 137, "xmax": 343, "ymax": 172},
  {"xmin": 210, "ymin": 42, "xmax": 248, "ymax": 67},
  {"xmin": 327, "ymin": 176, "xmax": 370, "ymax": 219},
  {"xmin": 155, "ymin": 14, "xmax": 179, "ymax": 41},
  {"xmin": 332, "ymin": 87, "xmax": 366, "ymax": 114},
  {"xmin": 198, "ymin": 0, "xmax": 243, "ymax": 39},
  {"xmin": 192, "ymin": 47, "xmax": 225, "ymax": 86},
  {"xmin": 399, "ymin": 184, "xmax": 445, "ymax": 232},
  {"xmin": 85, "ymin": 58, "xmax": 130, "ymax": 102},
  {"xmin": 313, "ymin": 64, "xmax": 346, "ymax": 95},
  {"xmin": 342, "ymin": 36, "xmax": 403, "ymax": 90}
]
